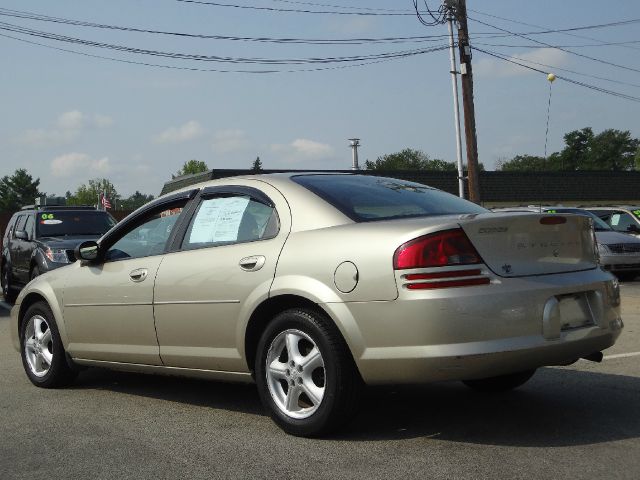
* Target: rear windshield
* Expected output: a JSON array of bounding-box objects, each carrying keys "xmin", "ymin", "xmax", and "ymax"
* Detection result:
[
  {"xmin": 292, "ymin": 175, "xmax": 487, "ymax": 222},
  {"xmin": 36, "ymin": 211, "xmax": 117, "ymax": 237}
]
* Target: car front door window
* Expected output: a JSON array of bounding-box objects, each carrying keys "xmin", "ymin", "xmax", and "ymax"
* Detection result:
[{"xmin": 106, "ymin": 206, "xmax": 184, "ymax": 261}]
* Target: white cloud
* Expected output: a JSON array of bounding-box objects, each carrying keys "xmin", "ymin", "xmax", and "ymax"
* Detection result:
[
  {"xmin": 50, "ymin": 153, "xmax": 111, "ymax": 177},
  {"xmin": 270, "ymin": 138, "xmax": 334, "ymax": 161},
  {"xmin": 154, "ymin": 120, "xmax": 205, "ymax": 144},
  {"xmin": 474, "ymin": 48, "xmax": 569, "ymax": 78},
  {"xmin": 212, "ymin": 129, "xmax": 251, "ymax": 153},
  {"xmin": 56, "ymin": 110, "xmax": 85, "ymax": 130},
  {"xmin": 18, "ymin": 110, "xmax": 113, "ymax": 147}
]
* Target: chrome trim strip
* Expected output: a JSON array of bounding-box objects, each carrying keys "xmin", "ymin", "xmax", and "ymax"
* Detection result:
[
  {"xmin": 65, "ymin": 302, "xmax": 153, "ymax": 307},
  {"xmin": 154, "ymin": 300, "xmax": 240, "ymax": 305}
]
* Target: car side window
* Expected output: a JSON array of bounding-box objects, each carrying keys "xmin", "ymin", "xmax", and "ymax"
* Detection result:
[
  {"xmin": 609, "ymin": 212, "xmax": 635, "ymax": 233},
  {"xmin": 105, "ymin": 202, "xmax": 187, "ymax": 261},
  {"xmin": 24, "ymin": 215, "xmax": 35, "ymax": 240},
  {"xmin": 13, "ymin": 215, "xmax": 26, "ymax": 238},
  {"xmin": 182, "ymin": 194, "xmax": 279, "ymax": 250}
]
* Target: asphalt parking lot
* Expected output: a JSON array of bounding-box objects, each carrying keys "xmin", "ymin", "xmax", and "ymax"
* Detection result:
[{"xmin": 1, "ymin": 281, "xmax": 639, "ymax": 480}]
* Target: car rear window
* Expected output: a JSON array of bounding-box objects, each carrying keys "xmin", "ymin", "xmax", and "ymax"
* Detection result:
[
  {"xmin": 36, "ymin": 211, "xmax": 117, "ymax": 237},
  {"xmin": 292, "ymin": 175, "xmax": 487, "ymax": 222}
]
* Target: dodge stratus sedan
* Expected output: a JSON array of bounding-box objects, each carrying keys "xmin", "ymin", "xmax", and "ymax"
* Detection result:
[{"xmin": 11, "ymin": 174, "xmax": 623, "ymax": 436}]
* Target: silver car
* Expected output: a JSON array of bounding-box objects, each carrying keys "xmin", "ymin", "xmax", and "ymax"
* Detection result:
[
  {"xmin": 586, "ymin": 206, "xmax": 640, "ymax": 238},
  {"xmin": 11, "ymin": 174, "xmax": 623, "ymax": 436}
]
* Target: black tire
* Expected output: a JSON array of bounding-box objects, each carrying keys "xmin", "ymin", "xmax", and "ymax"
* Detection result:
[
  {"xmin": 30, "ymin": 266, "xmax": 40, "ymax": 281},
  {"xmin": 1, "ymin": 262, "xmax": 17, "ymax": 303},
  {"xmin": 20, "ymin": 301, "xmax": 77, "ymax": 388},
  {"xmin": 616, "ymin": 272, "xmax": 638, "ymax": 282},
  {"xmin": 462, "ymin": 369, "xmax": 536, "ymax": 393},
  {"xmin": 255, "ymin": 308, "xmax": 362, "ymax": 437}
]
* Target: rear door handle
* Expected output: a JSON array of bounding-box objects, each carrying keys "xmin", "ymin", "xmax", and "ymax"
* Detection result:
[
  {"xmin": 239, "ymin": 256, "xmax": 266, "ymax": 272},
  {"xmin": 129, "ymin": 268, "xmax": 148, "ymax": 282}
]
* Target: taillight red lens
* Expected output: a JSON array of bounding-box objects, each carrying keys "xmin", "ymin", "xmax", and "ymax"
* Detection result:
[{"xmin": 393, "ymin": 229, "xmax": 482, "ymax": 269}]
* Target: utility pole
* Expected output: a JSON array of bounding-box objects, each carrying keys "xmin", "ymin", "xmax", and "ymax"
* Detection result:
[
  {"xmin": 446, "ymin": 12, "xmax": 465, "ymax": 199},
  {"xmin": 349, "ymin": 138, "xmax": 360, "ymax": 170},
  {"xmin": 454, "ymin": 0, "xmax": 481, "ymax": 202}
]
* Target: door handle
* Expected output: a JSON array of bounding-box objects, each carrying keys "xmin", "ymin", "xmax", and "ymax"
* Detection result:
[
  {"xmin": 129, "ymin": 268, "xmax": 148, "ymax": 282},
  {"xmin": 239, "ymin": 255, "xmax": 266, "ymax": 272}
]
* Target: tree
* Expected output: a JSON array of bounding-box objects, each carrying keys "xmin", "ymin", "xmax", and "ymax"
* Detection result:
[
  {"xmin": 251, "ymin": 156, "xmax": 263, "ymax": 172},
  {"xmin": 635, "ymin": 147, "xmax": 640, "ymax": 171},
  {"xmin": 0, "ymin": 169, "xmax": 42, "ymax": 213},
  {"xmin": 496, "ymin": 154, "xmax": 560, "ymax": 171},
  {"xmin": 586, "ymin": 129, "xmax": 639, "ymax": 171},
  {"xmin": 558, "ymin": 127, "xmax": 593, "ymax": 170},
  {"xmin": 366, "ymin": 148, "xmax": 454, "ymax": 171},
  {"xmin": 120, "ymin": 191, "xmax": 155, "ymax": 210},
  {"xmin": 68, "ymin": 178, "xmax": 118, "ymax": 207},
  {"xmin": 176, "ymin": 159, "xmax": 208, "ymax": 177}
]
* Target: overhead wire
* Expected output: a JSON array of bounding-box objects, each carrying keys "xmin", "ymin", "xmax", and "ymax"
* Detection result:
[
  {"xmin": 468, "ymin": 7, "xmax": 640, "ymax": 52},
  {"xmin": 0, "ymin": 7, "xmax": 449, "ymax": 45},
  {"xmin": 469, "ymin": 16, "xmax": 640, "ymax": 74},
  {"xmin": 473, "ymin": 47, "xmax": 640, "ymax": 103},
  {"xmin": 173, "ymin": 0, "xmax": 414, "ymax": 16}
]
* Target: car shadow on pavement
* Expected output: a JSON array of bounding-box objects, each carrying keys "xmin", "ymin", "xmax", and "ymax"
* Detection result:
[
  {"xmin": 341, "ymin": 366, "xmax": 640, "ymax": 445},
  {"xmin": 72, "ymin": 367, "xmax": 264, "ymax": 416},
  {"xmin": 71, "ymin": 364, "xmax": 639, "ymax": 446}
]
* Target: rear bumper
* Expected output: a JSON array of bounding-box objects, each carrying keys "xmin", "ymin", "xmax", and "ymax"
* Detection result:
[
  {"xmin": 338, "ymin": 268, "xmax": 623, "ymax": 385},
  {"xmin": 355, "ymin": 325, "xmax": 621, "ymax": 384}
]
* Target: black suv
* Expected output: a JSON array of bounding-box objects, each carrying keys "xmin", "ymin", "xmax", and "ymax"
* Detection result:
[{"xmin": 1, "ymin": 206, "xmax": 116, "ymax": 302}]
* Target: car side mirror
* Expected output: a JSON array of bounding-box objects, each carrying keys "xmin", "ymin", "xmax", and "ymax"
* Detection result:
[
  {"xmin": 75, "ymin": 241, "xmax": 100, "ymax": 262},
  {"xmin": 628, "ymin": 224, "xmax": 640, "ymax": 233},
  {"xmin": 14, "ymin": 230, "xmax": 28, "ymax": 240}
]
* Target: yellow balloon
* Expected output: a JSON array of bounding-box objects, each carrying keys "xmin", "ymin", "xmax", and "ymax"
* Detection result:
[{"xmin": 547, "ymin": 73, "xmax": 556, "ymax": 83}]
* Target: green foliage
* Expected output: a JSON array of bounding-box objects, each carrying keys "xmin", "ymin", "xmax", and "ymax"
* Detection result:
[
  {"xmin": 498, "ymin": 128, "xmax": 639, "ymax": 171},
  {"xmin": 119, "ymin": 191, "xmax": 154, "ymax": 210},
  {"xmin": 176, "ymin": 159, "xmax": 208, "ymax": 177},
  {"xmin": 0, "ymin": 169, "xmax": 42, "ymax": 212},
  {"xmin": 366, "ymin": 148, "xmax": 454, "ymax": 171},
  {"xmin": 67, "ymin": 178, "xmax": 118, "ymax": 207},
  {"xmin": 251, "ymin": 156, "xmax": 263, "ymax": 172}
]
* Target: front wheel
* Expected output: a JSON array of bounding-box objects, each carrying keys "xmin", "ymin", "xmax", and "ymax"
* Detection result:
[
  {"xmin": 255, "ymin": 308, "xmax": 362, "ymax": 437},
  {"xmin": 462, "ymin": 369, "xmax": 536, "ymax": 393},
  {"xmin": 20, "ymin": 302, "xmax": 77, "ymax": 388},
  {"xmin": 2, "ymin": 263, "xmax": 17, "ymax": 303}
]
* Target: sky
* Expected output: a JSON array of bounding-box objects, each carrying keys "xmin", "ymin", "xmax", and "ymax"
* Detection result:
[{"xmin": 1, "ymin": 0, "xmax": 639, "ymax": 198}]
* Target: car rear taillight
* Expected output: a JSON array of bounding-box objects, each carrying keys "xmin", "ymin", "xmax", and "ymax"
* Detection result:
[{"xmin": 393, "ymin": 229, "xmax": 483, "ymax": 270}]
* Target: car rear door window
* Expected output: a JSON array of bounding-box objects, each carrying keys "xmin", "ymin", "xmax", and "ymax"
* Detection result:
[
  {"xmin": 23, "ymin": 215, "xmax": 35, "ymax": 240},
  {"xmin": 13, "ymin": 215, "xmax": 27, "ymax": 237},
  {"xmin": 182, "ymin": 195, "xmax": 278, "ymax": 250}
]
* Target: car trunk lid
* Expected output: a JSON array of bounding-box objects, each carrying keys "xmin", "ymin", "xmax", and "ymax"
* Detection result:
[{"xmin": 458, "ymin": 213, "xmax": 597, "ymax": 277}]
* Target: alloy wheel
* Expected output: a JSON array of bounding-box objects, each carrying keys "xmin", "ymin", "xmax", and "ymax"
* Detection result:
[
  {"xmin": 265, "ymin": 329, "xmax": 326, "ymax": 419},
  {"xmin": 23, "ymin": 314, "xmax": 53, "ymax": 378}
]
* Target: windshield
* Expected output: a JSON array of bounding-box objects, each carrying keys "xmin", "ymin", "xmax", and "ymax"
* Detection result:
[
  {"xmin": 547, "ymin": 209, "xmax": 612, "ymax": 231},
  {"xmin": 36, "ymin": 211, "xmax": 117, "ymax": 237},
  {"xmin": 292, "ymin": 175, "xmax": 487, "ymax": 222}
]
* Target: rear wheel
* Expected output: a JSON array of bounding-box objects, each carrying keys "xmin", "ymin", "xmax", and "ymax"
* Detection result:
[
  {"xmin": 255, "ymin": 308, "xmax": 362, "ymax": 437},
  {"xmin": 20, "ymin": 301, "xmax": 77, "ymax": 388},
  {"xmin": 1, "ymin": 262, "xmax": 17, "ymax": 303},
  {"xmin": 462, "ymin": 369, "xmax": 536, "ymax": 393}
]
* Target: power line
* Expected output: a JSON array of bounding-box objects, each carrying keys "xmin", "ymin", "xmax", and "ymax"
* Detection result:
[
  {"xmin": 0, "ymin": 7, "xmax": 446, "ymax": 45},
  {"xmin": 468, "ymin": 7, "xmax": 640, "ymax": 52},
  {"xmin": 271, "ymin": 0, "xmax": 411, "ymax": 13},
  {"xmin": 473, "ymin": 47, "xmax": 640, "ymax": 103},
  {"xmin": 0, "ymin": 29, "xmax": 448, "ymax": 73},
  {"xmin": 473, "ymin": 48, "xmax": 640, "ymax": 89},
  {"xmin": 0, "ymin": 21, "xmax": 448, "ymax": 65},
  {"xmin": 474, "ymin": 40, "xmax": 640, "ymax": 49},
  {"xmin": 469, "ymin": 16, "xmax": 640, "ymax": 74},
  {"xmin": 173, "ymin": 0, "xmax": 414, "ymax": 16}
]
